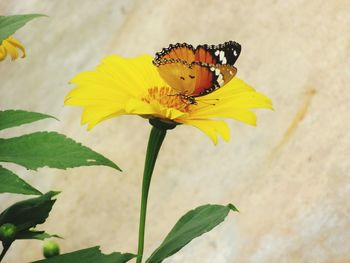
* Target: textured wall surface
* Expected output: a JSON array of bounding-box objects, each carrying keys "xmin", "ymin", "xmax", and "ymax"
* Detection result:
[{"xmin": 1, "ymin": 0, "xmax": 350, "ymax": 262}]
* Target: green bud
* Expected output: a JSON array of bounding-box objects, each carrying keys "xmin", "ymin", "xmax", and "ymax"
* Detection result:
[
  {"xmin": 0, "ymin": 223, "xmax": 17, "ymax": 242},
  {"xmin": 43, "ymin": 240, "xmax": 60, "ymax": 258}
]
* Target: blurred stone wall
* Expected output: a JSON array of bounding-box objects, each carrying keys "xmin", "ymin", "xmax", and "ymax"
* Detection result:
[{"xmin": 1, "ymin": 0, "xmax": 349, "ymax": 262}]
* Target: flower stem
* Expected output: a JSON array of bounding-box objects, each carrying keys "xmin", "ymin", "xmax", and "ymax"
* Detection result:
[
  {"xmin": 0, "ymin": 242, "xmax": 11, "ymax": 262},
  {"xmin": 136, "ymin": 120, "xmax": 176, "ymax": 263}
]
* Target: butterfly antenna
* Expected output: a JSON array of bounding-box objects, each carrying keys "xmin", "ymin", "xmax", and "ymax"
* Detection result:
[{"xmin": 197, "ymin": 97, "xmax": 220, "ymax": 106}]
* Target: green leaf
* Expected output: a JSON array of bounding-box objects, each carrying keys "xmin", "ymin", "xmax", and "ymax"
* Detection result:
[
  {"xmin": 146, "ymin": 204, "xmax": 238, "ymax": 263},
  {"xmin": 0, "ymin": 14, "xmax": 46, "ymax": 43},
  {"xmin": 0, "ymin": 191, "xmax": 59, "ymax": 232},
  {"xmin": 0, "ymin": 131, "xmax": 121, "ymax": 171},
  {"xmin": 227, "ymin": 203, "xmax": 239, "ymax": 212},
  {"xmin": 32, "ymin": 246, "xmax": 136, "ymax": 263},
  {"xmin": 0, "ymin": 110, "xmax": 57, "ymax": 131},
  {"xmin": 16, "ymin": 230, "xmax": 61, "ymax": 241},
  {"xmin": 0, "ymin": 165, "xmax": 42, "ymax": 195}
]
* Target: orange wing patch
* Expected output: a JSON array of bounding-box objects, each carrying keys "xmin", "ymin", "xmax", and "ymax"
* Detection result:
[
  {"xmin": 157, "ymin": 60, "xmax": 198, "ymax": 95},
  {"xmin": 193, "ymin": 63, "xmax": 214, "ymax": 96},
  {"xmin": 154, "ymin": 43, "xmax": 195, "ymax": 64},
  {"xmin": 194, "ymin": 46, "xmax": 217, "ymax": 64}
]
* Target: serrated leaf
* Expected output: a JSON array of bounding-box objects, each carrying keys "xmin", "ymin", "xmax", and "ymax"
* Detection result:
[
  {"xmin": 32, "ymin": 246, "xmax": 136, "ymax": 263},
  {"xmin": 0, "ymin": 191, "xmax": 59, "ymax": 232},
  {"xmin": 0, "ymin": 165, "xmax": 42, "ymax": 195},
  {"xmin": 0, "ymin": 131, "xmax": 121, "ymax": 171},
  {"xmin": 16, "ymin": 230, "xmax": 61, "ymax": 241},
  {"xmin": 0, "ymin": 14, "xmax": 46, "ymax": 43},
  {"xmin": 227, "ymin": 203, "xmax": 239, "ymax": 212},
  {"xmin": 0, "ymin": 110, "xmax": 57, "ymax": 131},
  {"xmin": 146, "ymin": 204, "xmax": 237, "ymax": 263}
]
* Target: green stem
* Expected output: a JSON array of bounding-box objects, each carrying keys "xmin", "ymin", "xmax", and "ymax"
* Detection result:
[
  {"xmin": 0, "ymin": 242, "xmax": 11, "ymax": 262},
  {"xmin": 136, "ymin": 119, "xmax": 176, "ymax": 263}
]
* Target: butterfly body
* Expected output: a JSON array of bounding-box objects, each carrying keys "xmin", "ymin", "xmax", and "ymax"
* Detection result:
[{"xmin": 153, "ymin": 41, "xmax": 241, "ymax": 104}]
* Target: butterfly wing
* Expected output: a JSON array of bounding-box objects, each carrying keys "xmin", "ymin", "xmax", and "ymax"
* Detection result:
[
  {"xmin": 154, "ymin": 43, "xmax": 208, "ymax": 95},
  {"xmin": 194, "ymin": 46, "xmax": 218, "ymax": 64},
  {"xmin": 193, "ymin": 63, "xmax": 237, "ymax": 96},
  {"xmin": 197, "ymin": 41, "xmax": 241, "ymax": 66},
  {"xmin": 155, "ymin": 61, "xmax": 237, "ymax": 97},
  {"xmin": 192, "ymin": 42, "xmax": 240, "ymax": 95},
  {"xmin": 153, "ymin": 43, "xmax": 195, "ymax": 65},
  {"xmin": 153, "ymin": 41, "xmax": 240, "ymax": 98},
  {"xmin": 156, "ymin": 60, "xmax": 198, "ymax": 95}
]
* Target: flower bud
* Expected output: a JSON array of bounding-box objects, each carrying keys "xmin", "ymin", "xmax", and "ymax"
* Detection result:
[
  {"xmin": 43, "ymin": 240, "xmax": 60, "ymax": 258},
  {"xmin": 0, "ymin": 223, "xmax": 17, "ymax": 242}
]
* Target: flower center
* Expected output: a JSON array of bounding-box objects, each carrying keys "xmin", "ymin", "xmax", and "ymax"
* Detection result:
[{"xmin": 141, "ymin": 86, "xmax": 191, "ymax": 112}]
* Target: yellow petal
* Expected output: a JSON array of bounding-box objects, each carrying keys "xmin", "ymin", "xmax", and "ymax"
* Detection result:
[
  {"xmin": 7, "ymin": 37, "xmax": 26, "ymax": 58},
  {"xmin": 3, "ymin": 40, "xmax": 19, "ymax": 60},
  {"xmin": 179, "ymin": 119, "xmax": 230, "ymax": 144},
  {"xmin": 69, "ymin": 55, "xmax": 165, "ymax": 99},
  {"xmin": 66, "ymin": 55, "xmax": 173, "ymax": 128},
  {"xmin": 81, "ymin": 106, "xmax": 125, "ymax": 130},
  {"xmin": 96, "ymin": 55, "xmax": 167, "ymax": 97},
  {"xmin": 162, "ymin": 107, "xmax": 186, "ymax": 120},
  {"xmin": 125, "ymin": 98, "xmax": 158, "ymax": 115},
  {"xmin": 70, "ymin": 71, "xmax": 133, "ymax": 98},
  {"xmin": 190, "ymin": 77, "xmax": 272, "ymax": 125},
  {"xmin": 218, "ymin": 92, "xmax": 272, "ymax": 109},
  {"xmin": 148, "ymin": 100, "xmax": 187, "ymax": 120},
  {"xmin": 0, "ymin": 46, "xmax": 7, "ymax": 61},
  {"xmin": 189, "ymin": 108, "xmax": 257, "ymax": 126},
  {"xmin": 125, "ymin": 98, "xmax": 186, "ymax": 120},
  {"xmin": 205, "ymin": 77, "xmax": 255, "ymax": 99},
  {"xmin": 65, "ymin": 85, "xmax": 129, "ymax": 106}
]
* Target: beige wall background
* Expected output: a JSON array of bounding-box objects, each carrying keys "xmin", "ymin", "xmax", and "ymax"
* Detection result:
[{"xmin": 1, "ymin": 0, "xmax": 350, "ymax": 262}]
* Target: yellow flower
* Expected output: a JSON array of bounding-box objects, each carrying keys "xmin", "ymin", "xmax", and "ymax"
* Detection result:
[
  {"xmin": 65, "ymin": 55, "xmax": 272, "ymax": 144},
  {"xmin": 0, "ymin": 36, "xmax": 26, "ymax": 61}
]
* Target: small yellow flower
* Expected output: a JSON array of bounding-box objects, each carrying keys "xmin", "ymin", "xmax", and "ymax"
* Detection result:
[
  {"xmin": 65, "ymin": 55, "xmax": 272, "ymax": 144},
  {"xmin": 0, "ymin": 36, "xmax": 26, "ymax": 61}
]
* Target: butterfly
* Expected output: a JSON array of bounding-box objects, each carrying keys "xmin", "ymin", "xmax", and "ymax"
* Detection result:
[{"xmin": 152, "ymin": 41, "xmax": 241, "ymax": 104}]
